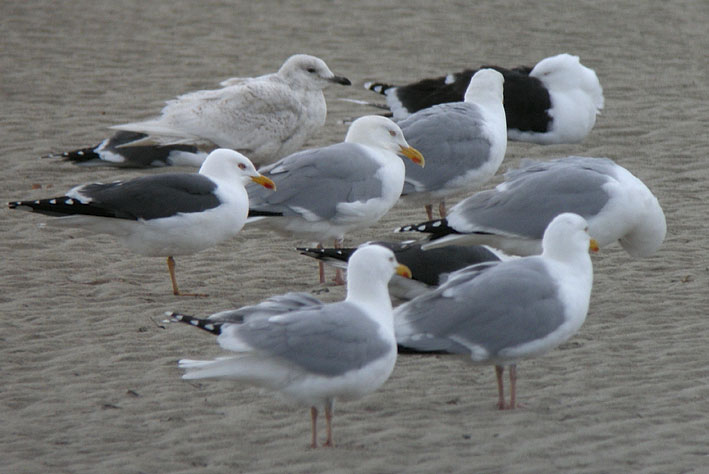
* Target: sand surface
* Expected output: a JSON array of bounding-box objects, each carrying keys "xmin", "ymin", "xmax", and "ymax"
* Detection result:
[{"xmin": 2, "ymin": 1, "xmax": 709, "ymax": 472}]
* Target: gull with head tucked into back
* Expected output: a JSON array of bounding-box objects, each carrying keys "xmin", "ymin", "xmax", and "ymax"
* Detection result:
[
  {"xmin": 169, "ymin": 244, "xmax": 412, "ymax": 448},
  {"xmin": 9, "ymin": 149, "xmax": 275, "ymax": 296},
  {"xmin": 298, "ymin": 240, "xmax": 502, "ymax": 302},
  {"xmin": 397, "ymin": 156, "xmax": 666, "ymax": 259},
  {"xmin": 364, "ymin": 53, "xmax": 604, "ymax": 145},
  {"xmin": 246, "ymin": 115, "xmax": 424, "ymax": 284}
]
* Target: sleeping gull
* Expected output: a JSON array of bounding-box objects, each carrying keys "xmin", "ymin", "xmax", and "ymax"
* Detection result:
[
  {"xmin": 364, "ymin": 53, "xmax": 604, "ymax": 145},
  {"xmin": 395, "ymin": 213, "xmax": 598, "ymax": 409},
  {"xmin": 45, "ymin": 131, "xmax": 207, "ymax": 168},
  {"xmin": 298, "ymin": 240, "xmax": 501, "ymax": 301},
  {"xmin": 396, "ymin": 156, "xmax": 666, "ymax": 258},
  {"xmin": 396, "ymin": 68, "xmax": 507, "ymax": 219},
  {"xmin": 9, "ymin": 149, "xmax": 275, "ymax": 296},
  {"xmin": 168, "ymin": 244, "xmax": 412, "ymax": 448},
  {"xmin": 245, "ymin": 115, "xmax": 424, "ymax": 284},
  {"xmin": 48, "ymin": 54, "xmax": 351, "ymax": 169}
]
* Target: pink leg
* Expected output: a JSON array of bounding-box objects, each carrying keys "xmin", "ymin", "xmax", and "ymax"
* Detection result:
[
  {"xmin": 332, "ymin": 239, "xmax": 346, "ymax": 286},
  {"xmin": 425, "ymin": 204, "xmax": 433, "ymax": 220},
  {"xmin": 495, "ymin": 365, "xmax": 506, "ymax": 410},
  {"xmin": 508, "ymin": 364, "xmax": 517, "ymax": 409},
  {"xmin": 316, "ymin": 243, "xmax": 326, "ymax": 284},
  {"xmin": 438, "ymin": 200, "xmax": 447, "ymax": 218},
  {"xmin": 323, "ymin": 399, "xmax": 335, "ymax": 447},
  {"xmin": 310, "ymin": 406, "xmax": 318, "ymax": 448},
  {"xmin": 167, "ymin": 256, "xmax": 207, "ymax": 297}
]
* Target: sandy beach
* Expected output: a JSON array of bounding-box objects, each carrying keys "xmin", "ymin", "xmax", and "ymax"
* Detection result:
[{"xmin": 2, "ymin": 0, "xmax": 709, "ymax": 472}]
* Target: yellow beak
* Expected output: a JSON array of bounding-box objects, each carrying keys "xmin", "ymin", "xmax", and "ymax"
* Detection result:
[
  {"xmin": 250, "ymin": 175, "xmax": 277, "ymax": 191},
  {"xmin": 589, "ymin": 238, "xmax": 600, "ymax": 252},
  {"xmin": 396, "ymin": 263, "xmax": 413, "ymax": 279},
  {"xmin": 399, "ymin": 145, "xmax": 425, "ymax": 168}
]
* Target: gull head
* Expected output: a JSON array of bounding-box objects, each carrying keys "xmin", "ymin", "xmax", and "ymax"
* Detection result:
[
  {"xmin": 280, "ymin": 54, "xmax": 351, "ymax": 90},
  {"xmin": 344, "ymin": 115, "xmax": 424, "ymax": 167},
  {"xmin": 200, "ymin": 148, "xmax": 276, "ymax": 190},
  {"xmin": 541, "ymin": 212, "xmax": 598, "ymax": 261}
]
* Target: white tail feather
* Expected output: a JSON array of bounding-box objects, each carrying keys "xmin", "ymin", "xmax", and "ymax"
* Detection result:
[{"xmin": 178, "ymin": 355, "xmax": 292, "ymax": 387}]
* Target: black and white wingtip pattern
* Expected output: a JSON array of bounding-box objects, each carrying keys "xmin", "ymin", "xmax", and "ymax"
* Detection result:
[
  {"xmin": 167, "ymin": 312, "xmax": 223, "ymax": 335},
  {"xmin": 363, "ymin": 81, "xmax": 394, "ymax": 95},
  {"xmin": 8, "ymin": 196, "xmax": 119, "ymax": 218},
  {"xmin": 297, "ymin": 246, "xmax": 352, "ymax": 262},
  {"xmin": 395, "ymin": 218, "xmax": 456, "ymax": 236},
  {"xmin": 43, "ymin": 145, "xmax": 101, "ymax": 163}
]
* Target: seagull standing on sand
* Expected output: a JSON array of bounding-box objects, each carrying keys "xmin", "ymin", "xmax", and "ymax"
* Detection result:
[
  {"xmin": 169, "ymin": 244, "xmax": 412, "ymax": 448},
  {"xmin": 396, "ymin": 68, "xmax": 507, "ymax": 219},
  {"xmin": 246, "ymin": 115, "xmax": 425, "ymax": 284},
  {"xmin": 397, "ymin": 156, "xmax": 666, "ymax": 258},
  {"xmin": 53, "ymin": 54, "xmax": 351, "ymax": 168},
  {"xmin": 9, "ymin": 149, "xmax": 275, "ymax": 296},
  {"xmin": 395, "ymin": 213, "xmax": 598, "ymax": 409},
  {"xmin": 364, "ymin": 53, "xmax": 604, "ymax": 145}
]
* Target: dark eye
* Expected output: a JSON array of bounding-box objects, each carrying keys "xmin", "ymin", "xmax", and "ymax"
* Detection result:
[
  {"xmin": 238, "ymin": 163, "xmax": 246, "ymax": 170},
  {"xmin": 307, "ymin": 67, "xmax": 316, "ymax": 73},
  {"xmin": 389, "ymin": 130, "xmax": 396, "ymax": 137}
]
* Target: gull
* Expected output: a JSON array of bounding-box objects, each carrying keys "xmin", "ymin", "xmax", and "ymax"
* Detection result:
[
  {"xmin": 298, "ymin": 240, "xmax": 501, "ymax": 301},
  {"xmin": 395, "ymin": 213, "xmax": 598, "ymax": 409},
  {"xmin": 169, "ymin": 244, "xmax": 412, "ymax": 447},
  {"xmin": 9, "ymin": 149, "xmax": 275, "ymax": 296},
  {"xmin": 45, "ymin": 131, "xmax": 207, "ymax": 168},
  {"xmin": 246, "ymin": 115, "xmax": 424, "ymax": 284},
  {"xmin": 396, "ymin": 156, "xmax": 666, "ymax": 258},
  {"xmin": 364, "ymin": 53, "xmax": 604, "ymax": 145},
  {"xmin": 50, "ymin": 54, "xmax": 350, "ymax": 169},
  {"xmin": 396, "ymin": 68, "xmax": 507, "ymax": 219}
]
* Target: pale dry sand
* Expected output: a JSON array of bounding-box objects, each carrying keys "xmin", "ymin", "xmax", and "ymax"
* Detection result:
[{"xmin": 2, "ymin": 1, "xmax": 709, "ymax": 472}]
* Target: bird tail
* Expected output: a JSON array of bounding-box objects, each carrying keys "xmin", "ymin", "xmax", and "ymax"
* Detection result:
[
  {"xmin": 166, "ymin": 312, "xmax": 223, "ymax": 335},
  {"xmin": 178, "ymin": 355, "xmax": 292, "ymax": 385},
  {"xmin": 178, "ymin": 357, "xmax": 241, "ymax": 379}
]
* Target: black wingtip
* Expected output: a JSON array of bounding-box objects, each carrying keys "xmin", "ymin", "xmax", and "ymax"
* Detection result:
[
  {"xmin": 297, "ymin": 246, "xmax": 324, "ymax": 256},
  {"xmin": 168, "ymin": 312, "xmax": 223, "ymax": 335},
  {"xmin": 41, "ymin": 144, "xmax": 102, "ymax": 164},
  {"xmin": 397, "ymin": 344, "xmax": 449, "ymax": 355},
  {"xmin": 247, "ymin": 209, "xmax": 284, "ymax": 217},
  {"xmin": 297, "ymin": 246, "xmax": 352, "ymax": 262},
  {"xmin": 62, "ymin": 147, "xmax": 99, "ymax": 163},
  {"xmin": 395, "ymin": 218, "xmax": 453, "ymax": 235},
  {"xmin": 364, "ymin": 81, "xmax": 394, "ymax": 94}
]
